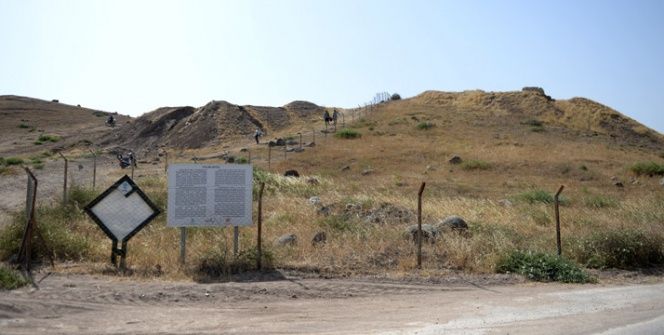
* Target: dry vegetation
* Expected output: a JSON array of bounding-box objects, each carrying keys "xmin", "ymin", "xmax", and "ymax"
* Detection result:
[{"xmin": 2, "ymin": 89, "xmax": 664, "ymax": 282}]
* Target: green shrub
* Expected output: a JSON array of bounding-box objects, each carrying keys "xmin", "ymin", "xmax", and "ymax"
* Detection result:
[
  {"xmin": 68, "ymin": 185, "xmax": 98, "ymax": 208},
  {"xmin": 37, "ymin": 134, "xmax": 61, "ymax": 143},
  {"xmin": 235, "ymin": 157, "xmax": 249, "ymax": 164},
  {"xmin": 0, "ymin": 205, "xmax": 94, "ymax": 262},
  {"xmin": 318, "ymin": 215, "xmax": 357, "ymax": 232},
  {"xmin": 0, "ymin": 265, "xmax": 28, "ymax": 290},
  {"xmin": 576, "ymin": 230, "xmax": 664, "ymax": 269},
  {"xmin": 18, "ymin": 123, "xmax": 30, "ymax": 129},
  {"xmin": 416, "ymin": 121, "xmax": 434, "ymax": 130},
  {"xmin": 461, "ymin": 160, "xmax": 491, "ymax": 171},
  {"xmin": 4, "ymin": 157, "xmax": 24, "ymax": 166},
  {"xmin": 335, "ymin": 128, "xmax": 361, "ymax": 139},
  {"xmin": 630, "ymin": 161, "xmax": 664, "ymax": 176},
  {"xmin": 496, "ymin": 250, "xmax": 592, "ymax": 283},
  {"xmin": 513, "ymin": 189, "xmax": 568, "ymax": 205}
]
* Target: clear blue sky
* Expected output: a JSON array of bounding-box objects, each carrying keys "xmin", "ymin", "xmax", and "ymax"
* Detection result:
[{"xmin": 1, "ymin": 0, "xmax": 663, "ymax": 133}]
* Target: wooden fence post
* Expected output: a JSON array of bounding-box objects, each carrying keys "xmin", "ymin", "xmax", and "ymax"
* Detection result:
[
  {"xmin": 417, "ymin": 182, "xmax": 426, "ymax": 269},
  {"xmin": 555, "ymin": 185, "xmax": 565, "ymax": 256}
]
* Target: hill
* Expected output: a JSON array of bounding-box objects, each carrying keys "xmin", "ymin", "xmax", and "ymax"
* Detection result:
[
  {"xmin": 101, "ymin": 100, "xmax": 326, "ymax": 151},
  {"xmin": 0, "ymin": 95, "xmax": 130, "ymax": 156}
]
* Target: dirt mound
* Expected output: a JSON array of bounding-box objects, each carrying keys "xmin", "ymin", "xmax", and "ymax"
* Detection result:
[
  {"xmin": 104, "ymin": 100, "xmax": 324, "ymax": 151},
  {"xmin": 0, "ymin": 95, "xmax": 129, "ymax": 156},
  {"xmin": 410, "ymin": 89, "xmax": 663, "ymax": 148}
]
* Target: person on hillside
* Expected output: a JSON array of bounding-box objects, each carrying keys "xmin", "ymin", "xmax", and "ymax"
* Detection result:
[
  {"xmin": 332, "ymin": 109, "xmax": 339, "ymax": 127},
  {"xmin": 254, "ymin": 128, "xmax": 264, "ymax": 144},
  {"xmin": 323, "ymin": 110, "xmax": 332, "ymax": 126},
  {"xmin": 106, "ymin": 115, "xmax": 115, "ymax": 127}
]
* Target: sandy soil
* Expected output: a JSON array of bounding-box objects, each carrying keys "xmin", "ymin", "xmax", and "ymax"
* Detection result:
[{"xmin": 2, "ymin": 271, "xmax": 664, "ymax": 334}]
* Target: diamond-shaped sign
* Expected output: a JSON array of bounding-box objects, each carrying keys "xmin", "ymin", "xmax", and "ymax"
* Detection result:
[{"xmin": 84, "ymin": 175, "xmax": 160, "ymax": 242}]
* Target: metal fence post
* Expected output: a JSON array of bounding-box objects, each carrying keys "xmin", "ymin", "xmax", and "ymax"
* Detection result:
[
  {"xmin": 257, "ymin": 182, "xmax": 265, "ymax": 270},
  {"xmin": 89, "ymin": 149, "xmax": 97, "ymax": 190},
  {"xmin": 417, "ymin": 182, "xmax": 426, "ymax": 269},
  {"xmin": 555, "ymin": 185, "xmax": 565, "ymax": 256},
  {"xmin": 58, "ymin": 152, "xmax": 68, "ymax": 206}
]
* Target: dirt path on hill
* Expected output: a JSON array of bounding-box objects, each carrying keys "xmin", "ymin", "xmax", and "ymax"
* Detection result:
[{"xmin": 2, "ymin": 272, "xmax": 664, "ymax": 334}]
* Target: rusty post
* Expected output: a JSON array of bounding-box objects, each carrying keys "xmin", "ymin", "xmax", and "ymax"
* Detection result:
[
  {"xmin": 268, "ymin": 145, "xmax": 271, "ymax": 170},
  {"xmin": 19, "ymin": 168, "xmax": 38, "ymax": 275},
  {"xmin": 164, "ymin": 150, "xmax": 168, "ymax": 173},
  {"xmin": 90, "ymin": 149, "xmax": 97, "ymax": 190},
  {"xmin": 417, "ymin": 182, "xmax": 426, "ymax": 269},
  {"xmin": 248, "ymin": 150, "xmax": 251, "ymax": 164},
  {"xmin": 111, "ymin": 240, "xmax": 118, "ymax": 266},
  {"xmin": 555, "ymin": 185, "xmax": 565, "ymax": 256},
  {"xmin": 119, "ymin": 240, "xmax": 127, "ymax": 270},
  {"xmin": 298, "ymin": 132, "xmax": 302, "ymax": 149},
  {"xmin": 284, "ymin": 143, "xmax": 287, "ymax": 160},
  {"xmin": 58, "ymin": 152, "xmax": 68, "ymax": 206},
  {"xmin": 342, "ymin": 112, "xmax": 345, "ymax": 128},
  {"xmin": 257, "ymin": 182, "xmax": 265, "ymax": 270}
]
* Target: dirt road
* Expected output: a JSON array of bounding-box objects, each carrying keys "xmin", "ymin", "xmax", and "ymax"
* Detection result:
[{"xmin": 2, "ymin": 273, "xmax": 663, "ymax": 334}]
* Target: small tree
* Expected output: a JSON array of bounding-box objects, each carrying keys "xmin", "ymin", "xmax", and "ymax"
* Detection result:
[{"xmin": 390, "ymin": 93, "xmax": 401, "ymax": 101}]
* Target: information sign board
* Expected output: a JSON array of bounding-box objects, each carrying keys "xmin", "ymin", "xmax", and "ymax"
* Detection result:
[{"xmin": 167, "ymin": 164, "xmax": 253, "ymax": 227}]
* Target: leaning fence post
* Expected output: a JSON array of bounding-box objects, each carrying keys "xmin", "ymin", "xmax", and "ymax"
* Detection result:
[
  {"xmin": 417, "ymin": 182, "xmax": 426, "ymax": 269},
  {"xmin": 164, "ymin": 150, "xmax": 168, "ymax": 173},
  {"xmin": 58, "ymin": 152, "xmax": 68, "ymax": 206},
  {"xmin": 268, "ymin": 145, "xmax": 272, "ymax": 170},
  {"xmin": 19, "ymin": 168, "xmax": 38, "ymax": 277},
  {"xmin": 257, "ymin": 182, "xmax": 265, "ymax": 270},
  {"xmin": 89, "ymin": 149, "xmax": 97, "ymax": 190},
  {"xmin": 555, "ymin": 185, "xmax": 565, "ymax": 256}
]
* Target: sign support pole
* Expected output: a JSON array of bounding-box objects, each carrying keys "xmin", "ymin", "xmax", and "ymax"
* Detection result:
[
  {"xmin": 233, "ymin": 226, "xmax": 239, "ymax": 257},
  {"xmin": 180, "ymin": 227, "xmax": 187, "ymax": 265},
  {"xmin": 111, "ymin": 240, "xmax": 118, "ymax": 266},
  {"xmin": 120, "ymin": 241, "xmax": 127, "ymax": 270}
]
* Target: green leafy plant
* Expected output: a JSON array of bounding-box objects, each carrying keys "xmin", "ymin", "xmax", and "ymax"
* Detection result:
[
  {"xmin": 496, "ymin": 250, "xmax": 592, "ymax": 283},
  {"xmin": 513, "ymin": 189, "xmax": 568, "ymax": 205},
  {"xmin": 37, "ymin": 134, "xmax": 61, "ymax": 143},
  {"xmin": 4, "ymin": 157, "xmax": 24, "ymax": 166}
]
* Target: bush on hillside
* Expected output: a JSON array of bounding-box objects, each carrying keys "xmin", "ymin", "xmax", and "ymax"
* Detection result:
[
  {"xmin": 630, "ymin": 161, "xmax": 664, "ymax": 176},
  {"xmin": 575, "ymin": 229, "xmax": 664, "ymax": 269},
  {"xmin": 496, "ymin": 250, "xmax": 592, "ymax": 283},
  {"xmin": 390, "ymin": 93, "xmax": 401, "ymax": 101},
  {"xmin": 335, "ymin": 128, "xmax": 361, "ymax": 139},
  {"xmin": 0, "ymin": 265, "xmax": 28, "ymax": 290}
]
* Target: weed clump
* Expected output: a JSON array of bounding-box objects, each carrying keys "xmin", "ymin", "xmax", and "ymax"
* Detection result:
[
  {"xmin": 37, "ymin": 134, "xmax": 61, "ymax": 143},
  {"xmin": 416, "ymin": 121, "xmax": 434, "ymax": 130},
  {"xmin": 497, "ymin": 250, "xmax": 592, "ymax": 283},
  {"xmin": 630, "ymin": 161, "xmax": 664, "ymax": 176},
  {"xmin": 513, "ymin": 189, "xmax": 568, "ymax": 205},
  {"xmin": 575, "ymin": 229, "xmax": 664, "ymax": 269},
  {"xmin": 461, "ymin": 160, "xmax": 491, "ymax": 171},
  {"xmin": 0, "ymin": 265, "xmax": 28, "ymax": 290},
  {"xmin": 335, "ymin": 128, "xmax": 361, "ymax": 139},
  {"xmin": 196, "ymin": 246, "xmax": 274, "ymax": 279}
]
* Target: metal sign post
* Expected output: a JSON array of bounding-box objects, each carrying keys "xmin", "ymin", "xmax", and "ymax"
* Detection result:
[
  {"xmin": 555, "ymin": 185, "xmax": 565, "ymax": 256},
  {"xmin": 89, "ymin": 149, "xmax": 97, "ymax": 190},
  {"xmin": 84, "ymin": 175, "xmax": 161, "ymax": 270},
  {"xmin": 417, "ymin": 182, "xmax": 426, "ymax": 269}
]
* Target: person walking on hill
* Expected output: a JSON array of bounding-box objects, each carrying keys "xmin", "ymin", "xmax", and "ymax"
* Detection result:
[
  {"xmin": 332, "ymin": 109, "xmax": 339, "ymax": 128},
  {"xmin": 254, "ymin": 128, "xmax": 263, "ymax": 144},
  {"xmin": 323, "ymin": 110, "xmax": 332, "ymax": 126}
]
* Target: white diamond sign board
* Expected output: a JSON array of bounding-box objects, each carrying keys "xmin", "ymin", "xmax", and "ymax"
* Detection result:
[
  {"xmin": 85, "ymin": 175, "xmax": 160, "ymax": 242},
  {"xmin": 167, "ymin": 164, "xmax": 253, "ymax": 227}
]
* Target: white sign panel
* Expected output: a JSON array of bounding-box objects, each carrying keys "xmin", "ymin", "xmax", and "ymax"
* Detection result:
[{"xmin": 167, "ymin": 164, "xmax": 253, "ymax": 227}]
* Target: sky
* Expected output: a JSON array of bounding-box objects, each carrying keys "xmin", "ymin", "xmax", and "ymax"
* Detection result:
[{"xmin": 1, "ymin": 0, "xmax": 664, "ymax": 133}]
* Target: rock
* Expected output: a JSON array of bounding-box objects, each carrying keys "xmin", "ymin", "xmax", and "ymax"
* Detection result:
[
  {"xmin": 613, "ymin": 181, "xmax": 624, "ymax": 188},
  {"xmin": 341, "ymin": 165, "xmax": 351, "ymax": 171},
  {"xmin": 286, "ymin": 139, "xmax": 298, "ymax": 146},
  {"xmin": 308, "ymin": 196, "xmax": 321, "ymax": 205},
  {"xmin": 286, "ymin": 147, "xmax": 296, "ymax": 152},
  {"xmin": 497, "ymin": 199, "xmax": 512, "ymax": 207},
  {"xmin": 436, "ymin": 215, "xmax": 468, "ymax": 231},
  {"xmin": 660, "ymin": 177, "xmax": 664, "ymax": 186},
  {"xmin": 405, "ymin": 224, "xmax": 438, "ymax": 242},
  {"xmin": 449, "ymin": 155, "xmax": 462, "ymax": 164},
  {"xmin": 311, "ymin": 231, "xmax": 327, "ymax": 245},
  {"xmin": 275, "ymin": 234, "xmax": 297, "ymax": 246},
  {"xmin": 361, "ymin": 169, "xmax": 374, "ymax": 176},
  {"xmin": 305, "ymin": 142, "xmax": 316, "ymax": 147},
  {"xmin": 284, "ymin": 169, "xmax": 300, "ymax": 177},
  {"xmin": 239, "ymin": 148, "xmax": 248, "ymax": 152},
  {"xmin": 293, "ymin": 147, "xmax": 305, "ymax": 153},
  {"xmin": 318, "ymin": 205, "xmax": 332, "ymax": 216}
]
